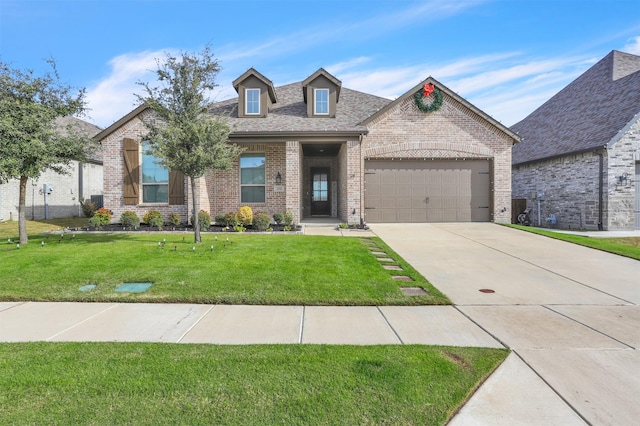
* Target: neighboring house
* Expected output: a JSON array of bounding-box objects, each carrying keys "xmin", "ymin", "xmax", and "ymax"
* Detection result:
[
  {"xmin": 96, "ymin": 68, "xmax": 518, "ymax": 225},
  {"xmin": 512, "ymin": 50, "xmax": 640, "ymax": 230},
  {"xmin": 0, "ymin": 116, "xmax": 103, "ymax": 221}
]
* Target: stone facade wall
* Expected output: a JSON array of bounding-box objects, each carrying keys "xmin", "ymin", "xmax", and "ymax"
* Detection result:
[
  {"xmin": 512, "ymin": 117, "xmax": 639, "ymax": 231},
  {"xmin": 512, "ymin": 153, "xmax": 604, "ymax": 230},
  {"xmin": 0, "ymin": 161, "xmax": 103, "ymax": 221},
  {"xmin": 606, "ymin": 116, "xmax": 639, "ymax": 230},
  {"xmin": 362, "ymin": 93, "xmax": 514, "ymax": 223}
]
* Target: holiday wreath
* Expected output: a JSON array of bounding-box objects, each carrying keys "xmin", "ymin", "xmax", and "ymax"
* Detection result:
[{"xmin": 414, "ymin": 83, "xmax": 443, "ymax": 113}]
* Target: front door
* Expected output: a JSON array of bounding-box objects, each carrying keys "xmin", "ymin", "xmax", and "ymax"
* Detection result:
[{"xmin": 311, "ymin": 168, "xmax": 330, "ymax": 216}]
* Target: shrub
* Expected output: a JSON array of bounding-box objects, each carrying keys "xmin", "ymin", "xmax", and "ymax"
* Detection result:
[
  {"xmin": 272, "ymin": 212, "xmax": 284, "ymax": 225},
  {"xmin": 168, "ymin": 212, "xmax": 182, "ymax": 227},
  {"xmin": 191, "ymin": 210, "xmax": 211, "ymax": 231},
  {"xmin": 237, "ymin": 206, "xmax": 253, "ymax": 226},
  {"xmin": 253, "ymin": 211, "xmax": 271, "ymax": 231},
  {"xmin": 283, "ymin": 209, "xmax": 294, "ymax": 226},
  {"xmin": 120, "ymin": 211, "xmax": 140, "ymax": 228},
  {"xmin": 93, "ymin": 208, "xmax": 112, "ymax": 225},
  {"xmin": 224, "ymin": 212, "xmax": 238, "ymax": 227},
  {"xmin": 214, "ymin": 214, "xmax": 226, "ymax": 225},
  {"xmin": 89, "ymin": 208, "xmax": 111, "ymax": 228},
  {"xmin": 143, "ymin": 210, "xmax": 163, "ymax": 229},
  {"xmin": 233, "ymin": 224, "xmax": 246, "ymax": 232},
  {"xmin": 80, "ymin": 198, "xmax": 96, "ymax": 218}
]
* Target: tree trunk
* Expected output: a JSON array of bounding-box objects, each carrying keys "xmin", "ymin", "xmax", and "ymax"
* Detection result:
[
  {"xmin": 190, "ymin": 175, "xmax": 201, "ymax": 243},
  {"xmin": 18, "ymin": 176, "xmax": 29, "ymax": 244}
]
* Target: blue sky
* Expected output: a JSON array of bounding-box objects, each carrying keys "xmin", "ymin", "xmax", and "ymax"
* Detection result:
[{"xmin": 1, "ymin": 0, "xmax": 639, "ymax": 128}]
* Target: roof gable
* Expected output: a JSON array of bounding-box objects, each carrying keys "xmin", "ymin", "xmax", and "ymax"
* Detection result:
[
  {"xmin": 362, "ymin": 76, "xmax": 519, "ymax": 142},
  {"xmin": 302, "ymin": 68, "xmax": 342, "ymax": 103},
  {"xmin": 232, "ymin": 68, "xmax": 277, "ymax": 103},
  {"xmin": 512, "ymin": 50, "xmax": 640, "ymax": 164}
]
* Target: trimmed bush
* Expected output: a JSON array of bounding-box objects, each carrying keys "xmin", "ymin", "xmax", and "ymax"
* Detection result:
[
  {"xmin": 191, "ymin": 210, "xmax": 211, "ymax": 231},
  {"xmin": 224, "ymin": 212, "xmax": 238, "ymax": 227},
  {"xmin": 120, "ymin": 211, "xmax": 140, "ymax": 228},
  {"xmin": 283, "ymin": 209, "xmax": 294, "ymax": 226},
  {"xmin": 214, "ymin": 214, "xmax": 226, "ymax": 225},
  {"xmin": 143, "ymin": 210, "xmax": 163, "ymax": 229},
  {"xmin": 89, "ymin": 208, "xmax": 111, "ymax": 228},
  {"xmin": 93, "ymin": 208, "xmax": 112, "ymax": 225},
  {"xmin": 237, "ymin": 206, "xmax": 253, "ymax": 226},
  {"xmin": 168, "ymin": 213, "xmax": 182, "ymax": 227},
  {"xmin": 253, "ymin": 211, "xmax": 271, "ymax": 231},
  {"xmin": 272, "ymin": 212, "xmax": 284, "ymax": 225}
]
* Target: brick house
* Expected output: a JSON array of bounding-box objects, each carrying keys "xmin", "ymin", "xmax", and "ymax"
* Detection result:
[
  {"xmin": 0, "ymin": 116, "xmax": 103, "ymax": 221},
  {"xmin": 96, "ymin": 68, "xmax": 518, "ymax": 225},
  {"xmin": 512, "ymin": 50, "xmax": 640, "ymax": 230}
]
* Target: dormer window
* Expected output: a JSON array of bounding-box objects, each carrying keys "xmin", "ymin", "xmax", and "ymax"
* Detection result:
[
  {"xmin": 232, "ymin": 68, "xmax": 277, "ymax": 118},
  {"xmin": 302, "ymin": 68, "xmax": 341, "ymax": 118},
  {"xmin": 314, "ymin": 88, "xmax": 329, "ymax": 115},
  {"xmin": 245, "ymin": 88, "xmax": 260, "ymax": 115}
]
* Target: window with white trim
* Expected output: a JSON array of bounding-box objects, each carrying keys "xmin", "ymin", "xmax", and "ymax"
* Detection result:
[
  {"xmin": 240, "ymin": 153, "xmax": 265, "ymax": 203},
  {"xmin": 245, "ymin": 88, "xmax": 260, "ymax": 115},
  {"xmin": 314, "ymin": 88, "xmax": 329, "ymax": 115},
  {"xmin": 142, "ymin": 142, "xmax": 169, "ymax": 203}
]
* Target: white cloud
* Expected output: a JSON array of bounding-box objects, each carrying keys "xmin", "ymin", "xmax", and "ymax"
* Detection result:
[
  {"xmin": 326, "ymin": 57, "xmax": 372, "ymax": 76},
  {"xmin": 85, "ymin": 50, "xmax": 170, "ymax": 128},
  {"xmin": 624, "ymin": 36, "xmax": 640, "ymax": 54}
]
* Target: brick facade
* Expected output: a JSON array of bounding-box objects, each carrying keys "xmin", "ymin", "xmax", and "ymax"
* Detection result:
[
  {"xmin": 100, "ymin": 77, "xmax": 516, "ymax": 226},
  {"xmin": 101, "ymin": 111, "xmax": 188, "ymax": 223},
  {"xmin": 362, "ymin": 93, "xmax": 514, "ymax": 223}
]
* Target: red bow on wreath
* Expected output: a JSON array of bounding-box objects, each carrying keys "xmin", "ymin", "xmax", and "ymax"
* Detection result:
[{"xmin": 423, "ymin": 83, "xmax": 435, "ymax": 97}]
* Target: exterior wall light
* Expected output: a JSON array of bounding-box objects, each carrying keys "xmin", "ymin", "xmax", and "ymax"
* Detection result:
[{"xmin": 275, "ymin": 172, "xmax": 282, "ymax": 184}]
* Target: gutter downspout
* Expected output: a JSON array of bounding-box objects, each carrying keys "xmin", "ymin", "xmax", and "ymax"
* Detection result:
[
  {"xmin": 596, "ymin": 150, "xmax": 604, "ymax": 231},
  {"xmin": 359, "ymin": 133, "xmax": 364, "ymax": 226}
]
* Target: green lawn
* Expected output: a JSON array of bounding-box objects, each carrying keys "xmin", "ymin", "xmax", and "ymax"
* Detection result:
[
  {"xmin": 0, "ymin": 342, "xmax": 508, "ymax": 425},
  {"xmin": 507, "ymin": 225, "xmax": 640, "ymax": 260},
  {"xmin": 0, "ymin": 232, "xmax": 450, "ymax": 305}
]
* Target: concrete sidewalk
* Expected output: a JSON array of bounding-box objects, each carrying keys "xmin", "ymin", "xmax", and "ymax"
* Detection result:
[{"xmin": 0, "ymin": 302, "xmax": 500, "ymax": 347}]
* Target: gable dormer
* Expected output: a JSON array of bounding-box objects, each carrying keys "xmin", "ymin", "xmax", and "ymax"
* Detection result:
[
  {"xmin": 302, "ymin": 68, "xmax": 341, "ymax": 118},
  {"xmin": 233, "ymin": 68, "xmax": 277, "ymax": 118}
]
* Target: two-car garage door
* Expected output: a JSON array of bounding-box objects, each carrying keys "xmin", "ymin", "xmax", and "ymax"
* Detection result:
[{"xmin": 364, "ymin": 160, "xmax": 491, "ymax": 223}]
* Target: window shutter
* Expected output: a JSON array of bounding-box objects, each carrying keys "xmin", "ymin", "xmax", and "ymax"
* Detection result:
[
  {"xmin": 123, "ymin": 138, "xmax": 139, "ymax": 205},
  {"xmin": 169, "ymin": 171, "xmax": 185, "ymax": 205}
]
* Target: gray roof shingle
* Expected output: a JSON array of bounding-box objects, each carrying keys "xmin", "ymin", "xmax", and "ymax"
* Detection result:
[
  {"xmin": 55, "ymin": 116, "xmax": 103, "ymax": 163},
  {"xmin": 210, "ymin": 82, "xmax": 391, "ymax": 134},
  {"xmin": 511, "ymin": 50, "xmax": 640, "ymax": 165}
]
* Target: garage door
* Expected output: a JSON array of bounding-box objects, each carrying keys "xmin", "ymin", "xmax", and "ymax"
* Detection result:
[{"xmin": 364, "ymin": 160, "xmax": 491, "ymax": 223}]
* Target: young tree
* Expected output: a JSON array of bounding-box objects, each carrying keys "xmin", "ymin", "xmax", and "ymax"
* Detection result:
[
  {"xmin": 0, "ymin": 60, "xmax": 93, "ymax": 244},
  {"xmin": 136, "ymin": 46, "xmax": 244, "ymax": 243}
]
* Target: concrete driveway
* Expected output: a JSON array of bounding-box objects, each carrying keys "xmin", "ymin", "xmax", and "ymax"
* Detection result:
[{"xmin": 372, "ymin": 223, "xmax": 640, "ymax": 426}]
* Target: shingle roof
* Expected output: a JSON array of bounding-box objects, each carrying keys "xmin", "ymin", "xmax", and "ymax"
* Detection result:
[
  {"xmin": 210, "ymin": 81, "xmax": 391, "ymax": 135},
  {"xmin": 55, "ymin": 116, "xmax": 103, "ymax": 163},
  {"xmin": 511, "ymin": 50, "xmax": 640, "ymax": 165}
]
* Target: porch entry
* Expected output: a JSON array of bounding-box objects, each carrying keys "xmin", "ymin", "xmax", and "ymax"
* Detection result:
[{"xmin": 310, "ymin": 167, "xmax": 330, "ymax": 216}]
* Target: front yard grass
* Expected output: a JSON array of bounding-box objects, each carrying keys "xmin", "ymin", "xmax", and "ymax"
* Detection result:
[
  {"xmin": 507, "ymin": 224, "xmax": 640, "ymax": 260},
  {"xmin": 0, "ymin": 232, "xmax": 450, "ymax": 305},
  {"xmin": 0, "ymin": 342, "xmax": 507, "ymax": 425}
]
